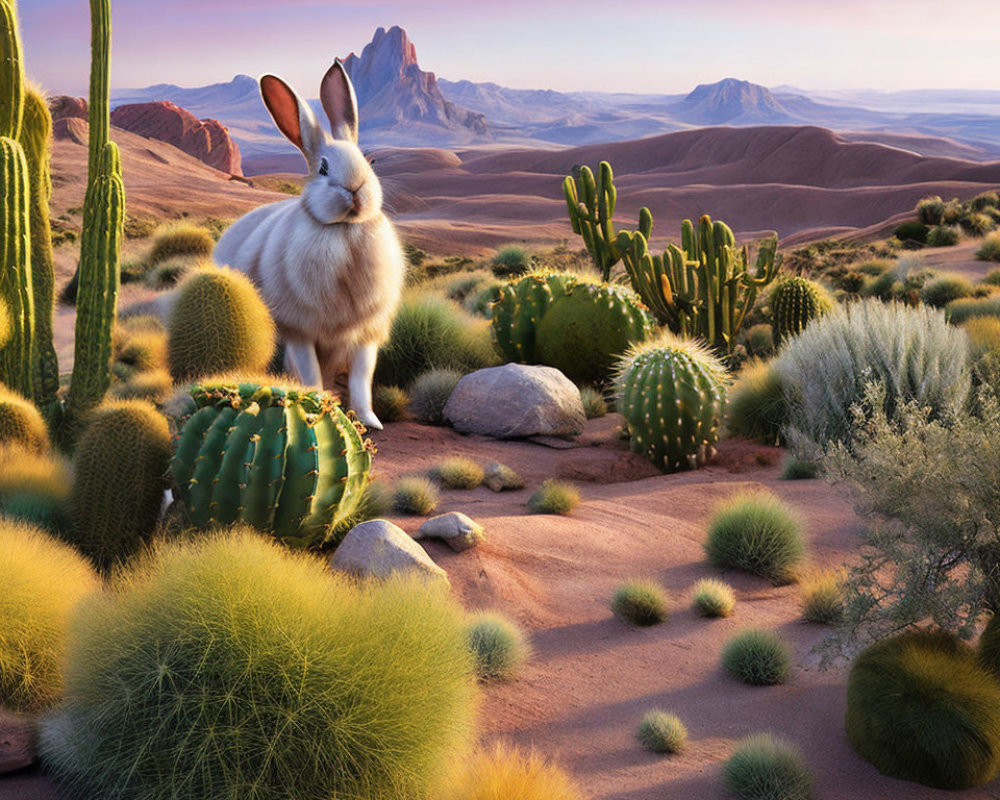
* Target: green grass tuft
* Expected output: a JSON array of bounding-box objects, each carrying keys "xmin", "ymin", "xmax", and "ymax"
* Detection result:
[
  {"xmin": 799, "ymin": 568, "xmax": 844, "ymax": 624},
  {"xmin": 977, "ymin": 233, "xmax": 1000, "ymax": 263},
  {"xmin": 724, "ymin": 733, "xmax": 813, "ymax": 800},
  {"xmin": 373, "ymin": 385, "xmax": 409, "ymax": 423},
  {"xmin": 491, "ymin": 244, "xmax": 531, "ymax": 278},
  {"xmin": 434, "ymin": 456, "xmax": 485, "ymax": 489},
  {"xmin": 579, "ymin": 385, "xmax": 608, "ymax": 419},
  {"xmin": 780, "ymin": 458, "xmax": 819, "ymax": 480},
  {"xmin": 528, "ymin": 479, "xmax": 580, "ymax": 515},
  {"xmin": 691, "ymin": 577, "xmax": 736, "ymax": 618},
  {"xmin": 725, "ymin": 359, "xmax": 786, "ymax": 445},
  {"xmin": 393, "ymin": 475, "xmax": 440, "ymax": 516},
  {"xmin": 409, "ymin": 368, "xmax": 462, "ymax": 425},
  {"xmin": 722, "ymin": 628, "xmax": 791, "ymax": 686},
  {"xmin": 921, "ymin": 272, "xmax": 974, "ymax": 307},
  {"xmin": 467, "ymin": 612, "xmax": 530, "ymax": 681},
  {"xmin": 636, "ymin": 710, "xmax": 687, "ymax": 754},
  {"xmin": 611, "ymin": 580, "xmax": 669, "ymax": 626}
]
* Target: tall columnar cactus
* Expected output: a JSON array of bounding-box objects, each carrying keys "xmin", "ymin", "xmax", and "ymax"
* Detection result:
[
  {"xmin": 67, "ymin": 0, "xmax": 124, "ymax": 430},
  {"xmin": 19, "ymin": 88, "xmax": 59, "ymax": 418},
  {"xmin": 770, "ymin": 276, "xmax": 833, "ymax": 345},
  {"xmin": 534, "ymin": 281, "xmax": 654, "ymax": 386},
  {"xmin": 614, "ymin": 332, "xmax": 728, "ymax": 472},
  {"xmin": 171, "ymin": 381, "xmax": 374, "ymax": 548},
  {"xmin": 0, "ymin": 0, "xmax": 36, "ymax": 398},
  {"xmin": 491, "ymin": 271, "xmax": 578, "ymax": 363},
  {"xmin": 618, "ymin": 215, "xmax": 779, "ymax": 358},
  {"xmin": 564, "ymin": 161, "xmax": 652, "ymax": 281}
]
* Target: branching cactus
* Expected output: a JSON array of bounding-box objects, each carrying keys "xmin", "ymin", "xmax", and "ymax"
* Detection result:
[
  {"xmin": 491, "ymin": 271, "xmax": 578, "ymax": 363},
  {"xmin": 0, "ymin": 0, "xmax": 36, "ymax": 398},
  {"xmin": 770, "ymin": 276, "xmax": 833, "ymax": 345},
  {"xmin": 614, "ymin": 332, "xmax": 728, "ymax": 472},
  {"xmin": 171, "ymin": 381, "xmax": 374, "ymax": 548},
  {"xmin": 564, "ymin": 161, "xmax": 652, "ymax": 281},
  {"xmin": 618, "ymin": 215, "xmax": 779, "ymax": 357}
]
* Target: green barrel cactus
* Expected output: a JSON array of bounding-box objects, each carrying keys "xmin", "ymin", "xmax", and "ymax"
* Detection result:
[
  {"xmin": 770, "ymin": 276, "xmax": 833, "ymax": 345},
  {"xmin": 171, "ymin": 381, "xmax": 373, "ymax": 548},
  {"xmin": 167, "ymin": 266, "xmax": 276, "ymax": 382},
  {"xmin": 491, "ymin": 271, "xmax": 578, "ymax": 364},
  {"xmin": 614, "ymin": 332, "xmax": 728, "ymax": 472},
  {"xmin": 69, "ymin": 400, "xmax": 173, "ymax": 571},
  {"xmin": 535, "ymin": 281, "xmax": 654, "ymax": 386},
  {"xmin": 0, "ymin": 388, "xmax": 50, "ymax": 453}
]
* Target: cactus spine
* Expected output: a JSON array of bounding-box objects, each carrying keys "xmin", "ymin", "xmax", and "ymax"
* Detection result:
[
  {"xmin": 618, "ymin": 215, "xmax": 779, "ymax": 358},
  {"xmin": 67, "ymin": 0, "xmax": 124, "ymax": 429},
  {"xmin": 614, "ymin": 332, "xmax": 728, "ymax": 473},
  {"xmin": 0, "ymin": 0, "xmax": 36, "ymax": 398},
  {"xmin": 171, "ymin": 382, "xmax": 374, "ymax": 548},
  {"xmin": 770, "ymin": 276, "xmax": 833, "ymax": 345},
  {"xmin": 564, "ymin": 161, "xmax": 652, "ymax": 281}
]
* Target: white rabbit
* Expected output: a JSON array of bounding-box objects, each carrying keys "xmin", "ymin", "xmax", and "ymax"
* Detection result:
[{"xmin": 213, "ymin": 60, "xmax": 404, "ymax": 429}]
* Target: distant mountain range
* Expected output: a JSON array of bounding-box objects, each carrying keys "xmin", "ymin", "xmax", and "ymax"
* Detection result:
[{"xmin": 110, "ymin": 25, "xmax": 1000, "ymax": 169}]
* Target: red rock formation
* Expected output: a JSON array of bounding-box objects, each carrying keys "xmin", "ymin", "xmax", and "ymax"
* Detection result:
[
  {"xmin": 52, "ymin": 117, "xmax": 88, "ymax": 145},
  {"xmin": 48, "ymin": 95, "xmax": 88, "ymax": 122},
  {"xmin": 110, "ymin": 101, "xmax": 242, "ymax": 176}
]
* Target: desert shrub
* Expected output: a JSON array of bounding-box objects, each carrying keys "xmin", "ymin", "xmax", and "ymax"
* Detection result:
[
  {"xmin": 985, "ymin": 270, "xmax": 1000, "ymax": 286},
  {"xmin": 0, "ymin": 521, "xmax": 99, "ymax": 712},
  {"xmin": 977, "ymin": 233, "xmax": 1000, "ymax": 263},
  {"xmin": 725, "ymin": 359, "xmax": 786, "ymax": 445},
  {"xmin": 376, "ymin": 290, "xmax": 496, "ymax": 388},
  {"xmin": 773, "ymin": 299, "xmax": 970, "ymax": 448},
  {"xmin": 0, "ymin": 446, "xmax": 71, "ymax": 533},
  {"xmin": 118, "ymin": 258, "xmax": 148, "ymax": 284},
  {"xmin": 926, "ymin": 225, "xmax": 960, "ymax": 247},
  {"xmin": 799, "ymin": 568, "xmax": 844, "ymax": 624},
  {"xmin": 845, "ymin": 629, "xmax": 1000, "ymax": 790},
  {"xmin": 745, "ymin": 323, "xmax": 774, "ymax": 357},
  {"xmin": 970, "ymin": 191, "xmax": 1000, "ymax": 212},
  {"xmin": 691, "ymin": 577, "xmax": 736, "ymax": 617},
  {"xmin": 328, "ymin": 477, "xmax": 395, "ymax": 545},
  {"xmin": 528, "ymin": 479, "xmax": 579, "ymax": 515},
  {"xmin": 467, "ymin": 612, "xmax": 530, "ymax": 681},
  {"xmin": 916, "ymin": 195, "xmax": 946, "ymax": 225},
  {"xmin": 491, "ymin": 244, "xmax": 531, "ymax": 278},
  {"xmin": 39, "ymin": 529, "xmax": 476, "ymax": 800},
  {"xmin": 854, "ymin": 259, "xmax": 894, "ymax": 277},
  {"xmin": 636, "ymin": 710, "xmax": 687, "ymax": 754},
  {"xmin": 942, "ymin": 198, "xmax": 964, "ymax": 224},
  {"xmin": 893, "ymin": 220, "xmax": 928, "ymax": 246},
  {"xmin": 147, "ymin": 223, "xmax": 215, "ymax": 266},
  {"xmin": 435, "ymin": 456, "xmax": 484, "ymax": 490},
  {"xmin": 723, "ymin": 733, "xmax": 812, "ymax": 800},
  {"xmin": 961, "ymin": 212, "xmax": 996, "ymax": 237},
  {"xmin": 579, "ymin": 385, "xmax": 607, "ymax": 419},
  {"xmin": 467, "ymin": 284, "xmax": 503, "ymax": 317},
  {"xmin": 611, "ymin": 580, "xmax": 668, "ymax": 626},
  {"xmin": 409, "ymin": 368, "xmax": 462, "ymax": 425},
  {"xmin": 373, "ymin": 384, "xmax": 409, "ymax": 423},
  {"xmin": 780, "ymin": 458, "xmax": 819, "ymax": 480},
  {"xmin": 144, "ymin": 256, "xmax": 194, "ymax": 289},
  {"xmin": 167, "ymin": 266, "xmax": 276, "ymax": 382},
  {"xmin": 964, "ymin": 316, "xmax": 1000, "ymax": 357},
  {"xmin": 0, "ymin": 388, "xmax": 50, "ymax": 453},
  {"xmin": 722, "ymin": 628, "xmax": 791, "ymax": 686},
  {"xmin": 946, "ymin": 295, "xmax": 1000, "ymax": 324},
  {"xmin": 393, "ymin": 475, "xmax": 440, "ymax": 515},
  {"xmin": 437, "ymin": 742, "xmax": 583, "ymax": 800},
  {"xmin": 705, "ymin": 490, "xmax": 805, "ymax": 585},
  {"xmin": 920, "ymin": 272, "xmax": 973, "ymax": 307}
]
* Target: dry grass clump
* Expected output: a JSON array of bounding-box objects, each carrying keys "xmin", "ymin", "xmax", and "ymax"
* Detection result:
[
  {"xmin": 435, "ymin": 456, "xmax": 485, "ymax": 489},
  {"xmin": 467, "ymin": 611, "xmax": 530, "ymax": 682},
  {"xmin": 147, "ymin": 223, "xmax": 215, "ymax": 266},
  {"xmin": 437, "ymin": 742, "xmax": 583, "ymax": 800},
  {"xmin": 611, "ymin": 580, "xmax": 669, "ymax": 626},
  {"xmin": 722, "ymin": 628, "xmax": 792, "ymax": 686},
  {"xmin": 724, "ymin": 733, "xmax": 813, "ymax": 800},
  {"xmin": 799, "ymin": 568, "xmax": 845, "ymax": 624},
  {"xmin": 528, "ymin": 479, "xmax": 580, "ymax": 515},
  {"xmin": 691, "ymin": 578, "xmax": 736, "ymax": 618},
  {"xmin": 393, "ymin": 475, "xmax": 441, "ymax": 516},
  {"xmin": 636, "ymin": 710, "xmax": 687, "ymax": 754}
]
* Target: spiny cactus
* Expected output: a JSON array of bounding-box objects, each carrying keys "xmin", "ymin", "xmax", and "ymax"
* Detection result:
[
  {"xmin": 0, "ymin": 387, "xmax": 50, "ymax": 453},
  {"xmin": 614, "ymin": 331, "xmax": 728, "ymax": 472},
  {"xmin": 66, "ymin": 0, "xmax": 124, "ymax": 434},
  {"xmin": 68, "ymin": 400, "xmax": 172, "ymax": 571},
  {"xmin": 563, "ymin": 161, "xmax": 652, "ymax": 280},
  {"xmin": 491, "ymin": 271, "xmax": 578, "ymax": 364},
  {"xmin": 770, "ymin": 276, "xmax": 833, "ymax": 345},
  {"xmin": 618, "ymin": 215, "xmax": 779, "ymax": 358},
  {"xmin": 167, "ymin": 266, "xmax": 276, "ymax": 382},
  {"xmin": 534, "ymin": 281, "xmax": 654, "ymax": 386},
  {"xmin": 171, "ymin": 381, "xmax": 373, "ymax": 548},
  {"xmin": 0, "ymin": 0, "xmax": 36, "ymax": 399}
]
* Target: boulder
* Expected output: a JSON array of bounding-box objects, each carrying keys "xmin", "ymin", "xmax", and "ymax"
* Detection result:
[
  {"xmin": 330, "ymin": 519, "xmax": 448, "ymax": 585},
  {"xmin": 416, "ymin": 512, "xmax": 485, "ymax": 552},
  {"xmin": 483, "ymin": 461, "xmax": 525, "ymax": 492},
  {"xmin": 443, "ymin": 364, "xmax": 586, "ymax": 439}
]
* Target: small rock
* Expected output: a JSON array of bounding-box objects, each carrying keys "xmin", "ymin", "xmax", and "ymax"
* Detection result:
[
  {"xmin": 483, "ymin": 462, "xmax": 525, "ymax": 492},
  {"xmin": 0, "ymin": 710, "xmax": 37, "ymax": 774},
  {"xmin": 443, "ymin": 364, "xmax": 586, "ymax": 439},
  {"xmin": 416, "ymin": 512, "xmax": 485, "ymax": 552},
  {"xmin": 330, "ymin": 519, "xmax": 448, "ymax": 585}
]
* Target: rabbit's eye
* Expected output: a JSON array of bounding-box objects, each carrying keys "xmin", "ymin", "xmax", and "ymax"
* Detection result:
[{"xmin": 318, "ymin": 157, "xmax": 329, "ymax": 177}]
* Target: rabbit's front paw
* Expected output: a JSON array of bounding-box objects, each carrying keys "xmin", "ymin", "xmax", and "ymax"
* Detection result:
[{"xmin": 358, "ymin": 410, "xmax": 383, "ymax": 431}]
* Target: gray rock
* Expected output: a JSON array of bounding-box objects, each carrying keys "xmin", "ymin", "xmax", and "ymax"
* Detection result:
[
  {"xmin": 443, "ymin": 364, "xmax": 586, "ymax": 439},
  {"xmin": 330, "ymin": 519, "xmax": 448, "ymax": 585},
  {"xmin": 483, "ymin": 461, "xmax": 525, "ymax": 492},
  {"xmin": 416, "ymin": 512, "xmax": 485, "ymax": 551}
]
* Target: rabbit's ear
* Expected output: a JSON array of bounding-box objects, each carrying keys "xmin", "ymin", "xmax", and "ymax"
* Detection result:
[
  {"xmin": 261, "ymin": 74, "xmax": 324, "ymax": 158},
  {"xmin": 320, "ymin": 59, "xmax": 359, "ymax": 144}
]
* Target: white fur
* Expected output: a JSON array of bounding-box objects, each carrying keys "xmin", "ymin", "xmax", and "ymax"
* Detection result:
[{"xmin": 213, "ymin": 62, "xmax": 404, "ymax": 429}]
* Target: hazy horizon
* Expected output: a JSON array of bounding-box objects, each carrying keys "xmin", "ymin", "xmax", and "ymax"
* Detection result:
[{"xmin": 17, "ymin": 0, "xmax": 1000, "ymax": 98}]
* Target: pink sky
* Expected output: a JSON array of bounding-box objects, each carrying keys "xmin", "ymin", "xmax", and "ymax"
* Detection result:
[{"xmin": 17, "ymin": 0, "xmax": 1000, "ymax": 96}]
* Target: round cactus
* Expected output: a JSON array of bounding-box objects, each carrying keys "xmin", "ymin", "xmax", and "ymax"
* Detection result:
[
  {"xmin": 491, "ymin": 271, "xmax": 578, "ymax": 363},
  {"xmin": 0, "ymin": 387, "xmax": 50, "ymax": 453},
  {"xmin": 167, "ymin": 265, "xmax": 276, "ymax": 382},
  {"xmin": 68, "ymin": 400, "xmax": 173, "ymax": 571},
  {"xmin": 171, "ymin": 380, "xmax": 373, "ymax": 548},
  {"xmin": 770, "ymin": 276, "xmax": 833, "ymax": 345},
  {"xmin": 614, "ymin": 332, "xmax": 728, "ymax": 472},
  {"xmin": 535, "ymin": 281, "xmax": 654, "ymax": 386}
]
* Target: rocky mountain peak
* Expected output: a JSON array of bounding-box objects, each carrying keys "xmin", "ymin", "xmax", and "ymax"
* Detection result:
[{"xmin": 673, "ymin": 78, "xmax": 790, "ymax": 125}]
